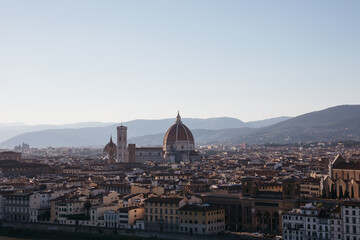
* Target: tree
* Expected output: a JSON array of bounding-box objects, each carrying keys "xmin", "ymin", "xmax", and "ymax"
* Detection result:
[
  {"xmin": 351, "ymin": 186, "xmax": 355, "ymax": 198},
  {"xmin": 84, "ymin": 200, "xmax": 92, "ymax": 217},
  {"xmin": 344, "ymin": 189, "xmax": 350, "ymax": 199},
  {"xmin": 321, "ymin": 187, "xmax": 327, "ymax": 198},
  {"xmin": 339, "ymin": 186, "xmax": 344, "ymax": 199},
  {"xmin": 330, "ymin": 184, "xmax": 336, "ymax": 199}
]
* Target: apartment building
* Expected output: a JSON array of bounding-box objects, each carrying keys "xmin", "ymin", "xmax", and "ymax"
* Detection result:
[
  {"xmin": 144, "ymin": 197, "xmax": 185, "ymax": 232},
  {"xmin": 342, "ymin": 201, "xmax": 360, "ymax": 240},
  {"xmin": 179, "ymin": 204, "xmax": 225, "ymax": 234}
]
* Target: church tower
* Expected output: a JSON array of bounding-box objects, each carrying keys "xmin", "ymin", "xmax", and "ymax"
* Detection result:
[{"xmin": 117, "ymin": 125, "xmax": 128, "ymax": 163}]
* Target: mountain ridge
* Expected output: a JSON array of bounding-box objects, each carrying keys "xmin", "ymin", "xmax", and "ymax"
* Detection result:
[
  {"xmin": 0, "ymin": 116, "xmax": 289, "ymax": 148},
  {"xmin": 2, "ymin": 105, "xmax": 360, "ymax": 148}
]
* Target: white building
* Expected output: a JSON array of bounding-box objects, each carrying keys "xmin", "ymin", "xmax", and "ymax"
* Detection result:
[
  {"xmin": 104, "ymin": 206, "xmax": 144, "ymax": 229},
  {"xmin": 342, "ymin": 201, "xmax": 360, "ymax": 240},
  {"xmin": 282, "ymin": 203, "xmax": 330, "ymax": 240},
  {"xmin": 283, "ymin": 201, "xmax": 360, "ymax": 240},
  {"xmin": 330, "ymin": 206, "xmax": 342, "ymax": 240},
  {"xmin": 4, "ymin": 193, "xmax": 41, "ymax": 222}
]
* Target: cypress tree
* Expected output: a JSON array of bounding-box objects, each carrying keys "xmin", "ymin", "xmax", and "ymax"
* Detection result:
[
  {"xmin": 351, "ymin": 186, "xmax": 355, "ymax": 198},
  {"xmin": 339, "ymin": 186, "xmax": 344, "ymax": 199},
  {"xmin": 330, "ymin": 184, "xmax": 335, "ymax": 199},
  {"xmin": 321, "ymin": 187, "xmax": 327, "ymax": 198},
  {"xmin": 334, "ymin": 187, "xmax": 338, "ymax": 199}
]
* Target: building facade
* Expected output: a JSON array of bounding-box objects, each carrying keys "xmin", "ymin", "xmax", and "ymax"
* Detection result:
[
  {"xmin": 179, "ymin": 204, "xmax": 225, "ymax": 234},
  {"xmin": 144, "ymin": 197, "xmax": 185, "ymax": 232}
]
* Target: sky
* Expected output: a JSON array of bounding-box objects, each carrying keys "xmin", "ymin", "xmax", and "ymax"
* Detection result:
[{"xmin": 0, "ymin": 0, "xmax": 359, "ymax": 125}]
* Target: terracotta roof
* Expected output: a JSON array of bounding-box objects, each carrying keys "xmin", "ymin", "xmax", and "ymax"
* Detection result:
[
  {"xmin": 332, "ymin": 162, "xmax": 360, "ymax": 170},
  {"xmin": 144, "ymin": 197, "xmax": 184, "ymax": 203},
  {"xmin": 163, "ymin": 114, "xmax": 194, "ymax": 145},
  {"xmin": 180, "ymin": 204, "xmax": 223, "ymax": 212}
]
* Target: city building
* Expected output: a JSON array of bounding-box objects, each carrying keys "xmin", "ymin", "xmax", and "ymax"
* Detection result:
[
  {"xmin": 282, "ymin": 203, "xmax": 330, "ymax": 240},
  {"xmin": 300, "ymin": 178, "xmax": 321, "ymax": 198},
  {"xmin": 283, "ymin": 200, "xmax": 360, "ymax": 240},
  {"xmin": 0, "ymin": 151, "xmax": 21, "ymax": 161},
  {"xmin": 0, "ymin": 160, "xmax": 49, "ymax": 177},
  {"xmin": 144, "ymin": 197, "xmax": 184, "ymax": 232},
  {"xmin": 179, "ymin": 204, "xmax": 225, "ymax": 234},
  {"xmin": 342, "ymin": 201, "xmax": 360, "ymax": 240},
  {"xmin": 4, "ymin": 193, "xmax": 41, "ymax": 222}
]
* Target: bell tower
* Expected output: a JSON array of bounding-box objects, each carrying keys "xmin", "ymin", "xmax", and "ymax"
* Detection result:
[{"xmin": 117, "ymin": 125, "xmax": 128, "ymax": 163}]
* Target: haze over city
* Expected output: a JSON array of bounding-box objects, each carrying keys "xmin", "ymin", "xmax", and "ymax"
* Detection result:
[{"xmin": 1, "ymin": 0, "xmax": 359, "ymax": 124}]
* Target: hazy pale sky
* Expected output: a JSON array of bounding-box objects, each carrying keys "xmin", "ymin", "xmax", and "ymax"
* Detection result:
[{"xmin": 0, "ymin": 0, "xmax": 359, "ymax": 124}]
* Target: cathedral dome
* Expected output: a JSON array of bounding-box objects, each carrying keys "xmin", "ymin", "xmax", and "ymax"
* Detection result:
[
  {"xmin": 163, "ymin": 112, "xmax": 194, "ymax": 146},
  {"xmin": 103, "ymin": 136, "xmax": 117, "ymax": 156}
]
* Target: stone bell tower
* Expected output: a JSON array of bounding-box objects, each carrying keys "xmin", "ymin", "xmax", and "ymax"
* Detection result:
[{"xmin": 117, "ymin": 125, "xmax": 128, "ymax": 163}]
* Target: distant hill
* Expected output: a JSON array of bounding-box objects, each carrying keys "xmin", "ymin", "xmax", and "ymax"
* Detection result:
[
  {"xmin": 129, "ymin": 128, "xmax": 256, "ymax": 146},
  {"xmin": 0, "ymin": 122, "xmax": 116, "ymax": 143},
  {"xmin": 106, "ymin": 117, "xmax": 246, "ymax": 139},
  {"xmin": 2, "ymin": 105, "xmax": 360, "ymax": 147},
  {"xmin": 234, "ymin": 105, "xmax": 360, "ymax": 144},
  {"xmin": 245, "ymin": 116, "xmax": 291, "ymax": 128},
  {"xmin": 0, "ymin": 116, "xmax": 287, "ymax": 148}
]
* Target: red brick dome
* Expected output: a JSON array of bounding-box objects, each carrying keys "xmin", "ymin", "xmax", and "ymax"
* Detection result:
[
  {"xmin": 163, "ymin": 112, "xmax": 194, "ymax": 145},
  {"xmin": 103, "ymin": 136, "xmax": 117, "ymax": 155}
]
